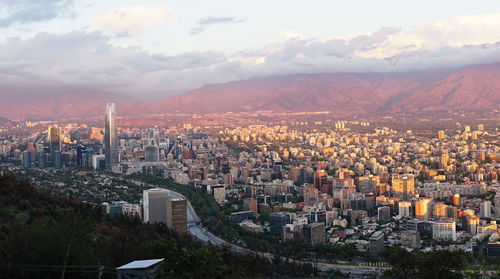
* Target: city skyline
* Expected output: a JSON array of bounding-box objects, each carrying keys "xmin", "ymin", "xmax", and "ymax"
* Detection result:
[{"xmin": 0, "ymin": 1, "xmax": 499, "ymax": 278}]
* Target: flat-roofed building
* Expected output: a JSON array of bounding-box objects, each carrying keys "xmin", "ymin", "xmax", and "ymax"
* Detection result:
[{"xmin": 167, "ymin": 197, "xmax": 187, "ymax": 234}]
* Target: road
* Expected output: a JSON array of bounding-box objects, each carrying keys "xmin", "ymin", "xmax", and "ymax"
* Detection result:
[{"xmin": 131, "ymin": 179, "xmax": 388, "ymax": 275}]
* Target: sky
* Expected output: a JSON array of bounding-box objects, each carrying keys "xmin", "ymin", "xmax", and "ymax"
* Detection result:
[{"xmin": 2, "ymin": 0, "xmax": 500, "ymax": 100}]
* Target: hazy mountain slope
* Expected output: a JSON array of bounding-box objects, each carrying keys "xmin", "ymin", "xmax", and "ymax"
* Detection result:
[{"xmin": 142, "ymin": 64, "xmax": 499, "ymax": 116}]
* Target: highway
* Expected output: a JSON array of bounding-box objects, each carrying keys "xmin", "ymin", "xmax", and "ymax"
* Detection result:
[{"xmin": 131, "ymin": 179, "xmax": 387, "ymax": 276}]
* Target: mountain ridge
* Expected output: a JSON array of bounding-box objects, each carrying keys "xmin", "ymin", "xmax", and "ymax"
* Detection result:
[
  {"xmin": 1, "ymin": 63, "xmax": 499, "ymax": 121},
  {"xmin": 136, "ymin": 63, "xmax": 500, "ymax": 116}
]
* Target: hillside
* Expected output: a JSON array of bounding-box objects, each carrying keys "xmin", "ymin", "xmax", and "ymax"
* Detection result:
[
  {"xmin": 0, "ymin": 91, "xmax": 129, "ymax": 121},
  {"xmin": 0, "ymin": 116, "xmax": 15, "ymax": 127},
  {"xmin": 139, "ymin": 63, "xmax": 500, "ymax": 116},
  {"xmin": 0, "ymin": 172, "xmax": 291, "ymax": 279},
  {"xmin": 1, "ymin": 63, "xmax": 500, "ymax": 121}
]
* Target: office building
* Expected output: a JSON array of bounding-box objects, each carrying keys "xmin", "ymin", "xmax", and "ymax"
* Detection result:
[
  {"xmin": 433, "ymin": 203, "xmax": 448, "ymax": 220},
  {"xmin": 313, "ymin": 170, "xmax": 327, "ymax": 190},
  {"xmin": 104, "ymin": 103, "xmax": 119, "ymax": 170},
  {"xmin": 243, "ymin": 198, "xmax": 258, "ymax": 214},
  {"xmin": 107, "ymin": 201, "xmax": 141, "ymax": 218},
  {"xmin": 400, "ymin": 230, "xmax": 420, "ymax": 248},
  {"xmin": 22, "ymin": 151, "xmax": 31, "ymax": 168},
  {"xmin": 37, "ymin": 151, "xmax": 47, "ymax": 168},
  {"xmin": 438, "ymin": 130, "xmax": 445, "ymax": 140},
  {"xmin": 76, "ymin": 145, "xmax": 89, "ymax": 166},
  {"xmin": 398, "ymin": 201, "xmax": 412, "ymax": 218},
  {"xmin": 211, "ymin": 185, "xmax": 226, "ymax": 204},
  {"xmin": 92, "ymin": 154, "xmax": 105, "ymax": 170},
  {"xmin": 432, "ymin": 220, "xmax": 456, "ymax": 241},
  {"xmin": 464, "ymin": 216, "xmax": 479, "ymax": 235},
  {"xmin": 48, "ymin": 126, "xmax": 61, "ymax": 160},
  {"xmin": 451, "ymin": 194, "xmax": 460, "ymax": 206},
  {"xmin": 230, "ymin": 211, "xmax": 254, "ymax": 223},
  {"xmin": 487, "ymin": 242, "xmax": 500, "ymax": 257},
  {"xmin": 304, "ymin": 223, "xmax": 325, "ymax": 246},
  {"xmin": 145, "ymin": 145, "xmax": 160, "ymax": 162},
  {"xmin": 167, "ymin": 197, "xmax": 187, "ymax": 234},
  {"xmin": 481, "ymin": 201, "xmax": 492, "ymax": 218},
  {"xmin": 369, "ymin": 231, "xmax": 385, "ymax": 254},
  {"xmin": 143, "ymin": 188, "xmax": 170, "ymax": 223},
  {"xmin": 356, "ymin": 175, "xmax": 380, "ymax": 193},
  {"xmin": 391, "ymin": 174, "xmax": 415, "ymax": 200},
  {"xmin": 378, "ymin": 206, "xmax": 391, "ymax": 223},
  {"xmin": 415, "ymin": 198, "xmax": 432, "ymax": 220},
  {"xmin": 54, "ymin": 151, "xmax": 63, "ymax": 169},
  {"xmin": 270, "ymin": 212, "xmax": 290, "ymax": 237}
]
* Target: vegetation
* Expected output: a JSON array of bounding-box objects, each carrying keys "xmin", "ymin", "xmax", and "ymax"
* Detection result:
[
  {"xmin": 384, "ymin": 246, "xmax": 472, "ymax": 279},
  {"xmin": 0, "ymin": 172, "xmax": 313, "ymax": 278}
]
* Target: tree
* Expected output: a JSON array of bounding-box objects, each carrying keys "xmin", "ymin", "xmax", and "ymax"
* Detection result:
[
  {"xmin": 386, "ymin": 247, "xmax": 418, "ymax": 279},
  {"xmin": 416, "ymin": 250, "xmax": 469, "ymax": 279}
]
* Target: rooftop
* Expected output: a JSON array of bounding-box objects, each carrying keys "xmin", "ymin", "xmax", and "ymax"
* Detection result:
[{"xmin": 116, "ymin": 258, "xmax": 164, "ymax": 270}]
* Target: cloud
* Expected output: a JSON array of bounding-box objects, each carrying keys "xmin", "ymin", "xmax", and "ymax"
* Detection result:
[
  {"xmin": 0, "ymin": 0, "xmax": 73, "ymax": 27},
  {"xmin": 90, "ymin": 5, "xmax": 173, "ymax": 36},
  {"xmin": 3, "ymin": 13, "xmax": 500, "ymax": 100},
  {"xmin": 190, "ymin": 16, "xmax": 244, "ymax": 35},
  {"xmin": 280, "ymin": 30, "xmax": 304, "ymax": 40},
  {"xmin": 0, "ymin": 31, "xmax": 229, "ymax": 99}
]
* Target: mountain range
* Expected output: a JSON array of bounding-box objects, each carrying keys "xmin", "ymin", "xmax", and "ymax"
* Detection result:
[{"xmin": 1, "ymin": 63, "xmax": 499, "ymax": 121}]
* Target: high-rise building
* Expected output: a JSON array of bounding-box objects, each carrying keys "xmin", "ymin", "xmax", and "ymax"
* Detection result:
[
  {"xmin": 304, "ymin": 223, "xmax": 325, "ymax": 246},
  {"xmin": 355, "ymin": 175, "xmax": 380, "ymax": 193},
  {"xmin": 104, "ymin": 103, "xmax": 119, "ymax": 170},
  {"xmin": 495, "ymin": 194, "xmax": 500, "ymax": 218},
  {"xmin": 464, "ymin": 216, "xmax": 479, "ymax": 235},
  {"xmin": 313, "ymin": 170, "xmax": 327, "ymax": 190},
  {"xmin": 432, "ymin": 220, "xmax": 456, "ymax": 241},
  {"xmin": 378, "ymin": 206, "xmax": 391, "ymax": 223},
  {"xmin": 167, "ymin": 197, "xmax": 187, "ymax": 234},
  {"xmin": 398, "ymin": 201, "xmax": 412, "ymax": 218},
  {"xmin": 53, "ymin": 151, "xmax": 63, "ymax": 169},
  {"xmin": 433, "ymin": 203, "xmax": 448, "ymax": 220},
  {"xmin": 211, "ymin": 185, "xmax": 226, "ymax": 204},
  {"xmin": 451, "ymin": 194, "xmax": 460, "ymax": 206},
  {"xmin": 415, "ymin": 198, "xmax": 432, "ymax": 220},
  {"xmin": 48, "ymin": 126, "xmax": 61, "ymax": 161},
  {"xmin": 438, "ymin": 130, "xmax": 446, "ymax": 140},
  {"xmin": 145, "ymin": 145, "xmax": 160, "ymax": 162},
  {"xmin": 369, "ymin": 231, "xmax": 385, "ymax": 254},
  {"xmin": 37, "ymin": 151, "xmax": 47, "ymax": 168},
  {"xmin": 269, "ymin": 212, "xmax": 290, "ymax": 237},
  {"xmin": 76, "ymin": 145, "xmax": 89, "ymax": 166},
  {"xmin": 391, "ymin": 174, "xmax": 415, "ymax": 200},
  {"xmin": 243, "ymin": 198, "xmax": 258, "ymax": 214},
  {"xmin": 481, "ymin": 201, "xmax": 492, "ymax": 218},
  {"xmin": 143, "ymin": 188, "xmax": 170, "ymax": 223},
  {"xmin": 22, "ymin": 151, "xmax": 31, "ymax": 168}
]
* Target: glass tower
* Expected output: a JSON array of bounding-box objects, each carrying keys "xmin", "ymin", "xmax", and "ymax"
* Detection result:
[{"xmin": 104, "ymin": 103, "xmax": 119, "ymax": 170}]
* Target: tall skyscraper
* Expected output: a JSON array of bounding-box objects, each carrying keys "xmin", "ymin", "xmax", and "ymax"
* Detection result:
[
  {"xmin": 104, "ymin": 103, "xmax": 119, "ymax": 170},
  {"xmin": 48, "ymin": 126, "xmax": 61, "ymax": 162}
]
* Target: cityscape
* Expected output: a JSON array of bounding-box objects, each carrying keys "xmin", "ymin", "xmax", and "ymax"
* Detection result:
[{"xmin": 0, "ymin": 1, "xmax": 500, "ymax": 279}]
